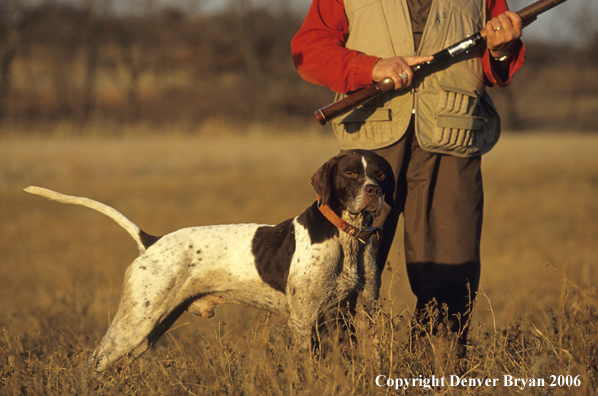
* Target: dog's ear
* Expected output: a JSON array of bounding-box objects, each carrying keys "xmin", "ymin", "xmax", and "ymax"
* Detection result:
[
  {"xmin": 311, "ymin": 153, "xmax": 344, "ymax": 206},
  {"xmin": 381, "ymin": 159, "xmax": 395, "ymax": 208}
]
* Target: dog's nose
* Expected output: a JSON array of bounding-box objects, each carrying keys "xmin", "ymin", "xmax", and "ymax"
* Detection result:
[{"xmin": 365, "ymin": 184, "xmax": 381, "ymax": 198}]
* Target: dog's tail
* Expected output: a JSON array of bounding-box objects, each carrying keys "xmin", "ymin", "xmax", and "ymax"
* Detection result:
[{"xmin": 25, "ymin": 186, "xmax": 160, "ymax": 254}]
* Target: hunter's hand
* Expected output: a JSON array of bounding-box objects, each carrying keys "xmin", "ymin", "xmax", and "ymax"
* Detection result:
[
  {"xmin": 486, "ymin": 11, "xmax": 523, "ymax": 59},
  {"xmin": 372, "ymin": 55, "xmax": 434, "ymax": 90}
]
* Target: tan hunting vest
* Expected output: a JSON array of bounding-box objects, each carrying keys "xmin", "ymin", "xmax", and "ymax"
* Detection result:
[{"xmin": 332, "ymin": 0, "xmax": 501, "ymax": 157}]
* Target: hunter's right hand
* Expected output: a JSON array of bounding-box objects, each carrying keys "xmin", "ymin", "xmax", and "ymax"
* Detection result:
[{"xmin": 372, "ymin": 55, "xmax": 434, "ymax": 89}]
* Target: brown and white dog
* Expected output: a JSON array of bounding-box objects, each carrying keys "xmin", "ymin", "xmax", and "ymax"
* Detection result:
[{"xmin": 25, "ymin": 149, "xmax": 393, "ymax": 373}]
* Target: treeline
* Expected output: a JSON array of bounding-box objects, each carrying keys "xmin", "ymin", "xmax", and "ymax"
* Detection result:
[{"xmin": 0, "ymin": 0, "xmax": 597, "ymax": 133}]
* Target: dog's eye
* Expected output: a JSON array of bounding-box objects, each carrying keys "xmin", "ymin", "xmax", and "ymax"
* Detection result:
[
  {"xmin": 372, "ymin": 170, "xmax": 386, "ymax": 181},
  {"xmin": 345, "ymin": 171, "xmax": 358, "ymax": 179}
]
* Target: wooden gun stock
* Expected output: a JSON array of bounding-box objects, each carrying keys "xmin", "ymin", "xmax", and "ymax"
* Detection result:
[
  {"xmin": 315, "ymin": 0, "xmax": 568, "ymax": 125},
  {"xmin": 314, "ymin": 78, "xmax": 395, "ymax": 125}
]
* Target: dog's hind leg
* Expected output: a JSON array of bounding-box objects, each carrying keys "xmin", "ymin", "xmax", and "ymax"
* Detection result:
[
  {"xmin": 89, "ymin": 254, "xmax": 191, "ymax": 373},
  {"xmin": 89, "ymin": 298, "xmax": 189, "ymax": 373}
]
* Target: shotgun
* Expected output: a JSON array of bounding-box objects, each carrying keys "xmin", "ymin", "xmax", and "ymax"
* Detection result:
[{"xmin": 314, "ymin": 0, "xmax": 569, "ymax": 125}]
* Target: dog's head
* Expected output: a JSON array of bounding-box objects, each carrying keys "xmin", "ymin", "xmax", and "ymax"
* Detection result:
[{"xmin": 311, "ymin": 150, "xmax": 394, "ymax": 217}]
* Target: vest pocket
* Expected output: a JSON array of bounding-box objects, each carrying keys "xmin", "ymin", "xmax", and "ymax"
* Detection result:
[
  {"xmin": 434, "ymin": 114, "xmax": 487, "ymax": 149},
  {"xmin": 333, "ymin": 108, "xmax": 394, "ymax": 148},
  {"xmin": 431, "ymin": 84, "xmax": 486, "ymax": 152}
]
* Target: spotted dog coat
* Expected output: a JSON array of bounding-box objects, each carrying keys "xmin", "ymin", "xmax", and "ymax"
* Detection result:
[{"xmin": 25, "ymin": 150, "xmax": 393, "ymax": 374}]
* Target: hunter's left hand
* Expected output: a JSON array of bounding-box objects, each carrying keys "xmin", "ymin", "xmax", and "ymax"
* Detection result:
[{"xmin": 486, "ymin": 11, "xmax": 523, "ymax": 59}]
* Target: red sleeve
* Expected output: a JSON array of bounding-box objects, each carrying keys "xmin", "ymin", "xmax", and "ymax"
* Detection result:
[
  {"xmin": 291, "ymin": 0, "xmax": 378, "ymax": 93},
  {"xmin": 483, "ymin": 0, "xmax": 526, "ymax": 87}
]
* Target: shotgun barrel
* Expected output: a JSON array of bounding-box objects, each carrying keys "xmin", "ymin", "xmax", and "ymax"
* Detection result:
[{"xmin": 315, "ymin": 0, "xmax": 569, "ymax": 125}]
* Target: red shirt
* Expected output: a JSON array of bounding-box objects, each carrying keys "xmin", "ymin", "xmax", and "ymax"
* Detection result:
[{"xmin": 292, "ymin": 0, "xmax": 525, "ymax": 93}]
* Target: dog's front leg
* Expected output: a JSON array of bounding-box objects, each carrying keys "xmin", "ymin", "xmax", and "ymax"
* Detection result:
[
  {"xmin": 354, "ymin": 242, "xmax": 381, "ymax": 329},
  {"xmin": 355, "ymin": 242, "xmax": 381, "ymax": 367},
  {"xmin": 287, "ymin": 310, "xmax": 314, "ymax": 352},
  {"xmin": 285, "ymin": 288, "xmax": 321, "ymax": 352},
  {"xmin": 361, "ymin": 242, "xmax": 381, "ymax": 310}
]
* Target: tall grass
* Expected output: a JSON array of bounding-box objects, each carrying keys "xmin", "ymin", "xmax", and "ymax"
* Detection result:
[{"xmin": 1, "ymin": 126, "xmax": 597, "ymax": 394}]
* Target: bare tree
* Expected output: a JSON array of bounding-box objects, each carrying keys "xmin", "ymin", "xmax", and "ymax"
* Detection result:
[
  {"xmin": 0, "ymin": 0, "xmax": 26, "ymax": 123},
  {"xmin": 110, "ymin": 17, "xmax": 151, "ymax": 122},
  {"xmin": 564, "ymin": 2, "xmax": 598, "ymax": 129},
  {"xmin": 82, "ymin": 0, "xmax": 111, "ymax": 123}
]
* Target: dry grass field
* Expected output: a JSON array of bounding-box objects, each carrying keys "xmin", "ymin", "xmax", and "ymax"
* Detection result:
[{"xmin": 1, "ymin": 123, "xmax": 597, "ymax": 395}]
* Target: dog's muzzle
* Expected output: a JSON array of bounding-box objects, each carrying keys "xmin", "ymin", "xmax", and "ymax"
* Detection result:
[{"xmin": 358, "ymin": 183, "xmax": 383, "ymax": 216}]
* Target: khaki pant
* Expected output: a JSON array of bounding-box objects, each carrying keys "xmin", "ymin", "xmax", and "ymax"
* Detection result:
[{"xmin": 371, "ymin": 119, "xmax": 483, "ymax": 342}]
